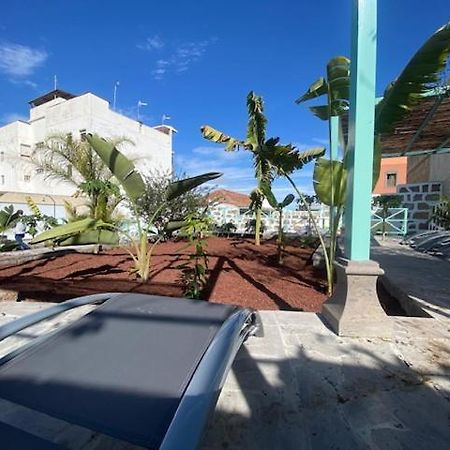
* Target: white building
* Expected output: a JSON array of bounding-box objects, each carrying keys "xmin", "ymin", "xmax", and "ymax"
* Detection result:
[{"xmin": 0, "ymin": 89, "xmax": 174, "ymax": 218}]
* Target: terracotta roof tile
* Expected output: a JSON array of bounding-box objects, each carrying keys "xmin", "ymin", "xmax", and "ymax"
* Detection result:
[{"xmin": 208, "ymin": 189, "xmax": 250, "ymax": 207}]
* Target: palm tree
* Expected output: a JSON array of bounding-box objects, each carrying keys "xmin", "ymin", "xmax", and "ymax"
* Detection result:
[
  {"xmin": 31, "ymin": 133, "xmax": 128, "ymax": 222},
  {"xmin": 202, "ymin": 91, "xmax": 324, "ymax": 245}
]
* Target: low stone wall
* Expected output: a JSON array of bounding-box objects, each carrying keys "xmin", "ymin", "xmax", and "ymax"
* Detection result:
[
  {"xmin": 0, "ymin": 244, "xmax": 101, "ymax": 268},
  {"xmin": 209, "ymin": 205, "xmax": 324, "ymax": 234},
  {"xmin": 396, "ymin": 182, "xmax": 442, "ymax": 232}
]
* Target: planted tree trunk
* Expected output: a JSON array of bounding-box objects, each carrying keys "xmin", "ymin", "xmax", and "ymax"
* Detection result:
[
  {"xmin": 255, "ymin": 207, "xmax": 261, "ymax": 246},
  {"xmin": 277, "ymin": 209, "xmax": 283, "ymax": 264}
]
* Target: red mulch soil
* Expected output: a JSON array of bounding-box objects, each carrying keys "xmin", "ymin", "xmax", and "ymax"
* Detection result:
[{"xmin": 0, "ymin": 237, "xmax": 327, "ymax": 311}]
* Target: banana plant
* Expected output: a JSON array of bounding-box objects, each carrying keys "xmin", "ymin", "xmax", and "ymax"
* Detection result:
[
  {"xmin": 0, "ymin": 205, "xmax": 21, "ymax": 235},
  {"xmin": 32, "ymin": 134, "xmax": 222, "ymax": 282},
  {"xmin": 295, "ymin": 21, "xmax": 450, "ymax": 294},
  {"xmin": 261, "ymin": 183, "xmax": 294, "ymax": 265},
  {"xmin": 202, "ymin": 91, "xmax": 324, "ymax": 246},
  {"xmin": 201, "ymin": 92, "xmax": 270, "ymax": 246},
  {"xmin": 300, "ymin": 21, "xmax": 450, "ymax": 204}
]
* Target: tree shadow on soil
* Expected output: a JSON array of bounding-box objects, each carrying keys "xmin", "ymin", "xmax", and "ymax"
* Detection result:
[{"xmin": 203, "ymin": 256, "xmax": 300, "ymax": 311}]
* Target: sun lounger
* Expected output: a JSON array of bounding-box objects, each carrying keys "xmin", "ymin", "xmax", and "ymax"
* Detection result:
[{"xmin": 0, "ymin": 293, "xmax": 260, "ymax": 449}]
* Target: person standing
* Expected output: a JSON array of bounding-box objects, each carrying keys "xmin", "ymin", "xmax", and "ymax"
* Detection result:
[{"xmin": 14, "ymin": 210, "xmax": 30, "ymax": 250}]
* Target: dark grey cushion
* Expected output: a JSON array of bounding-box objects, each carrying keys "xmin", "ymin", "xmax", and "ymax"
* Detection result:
[
  {"xmin": 0, "ymin": 294, "xmax": 238, "ymax": 449},
  {"xmin": 0, "ymin": 421, "xmax": 63, "ymax": 449}
]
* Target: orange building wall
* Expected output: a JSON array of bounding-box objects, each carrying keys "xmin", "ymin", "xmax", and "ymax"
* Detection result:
[{"xmin": 373, "ymin": 157, "xmax": 407, "ymax": 195}]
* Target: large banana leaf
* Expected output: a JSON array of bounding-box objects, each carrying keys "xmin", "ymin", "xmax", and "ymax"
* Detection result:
[
  {"xmin": 280, "ymin": 194, "xmax": 295, "ymax": 209},
  {"xmin": 246, "ymin": 91, "xmax": 267, "ymax": 146},
  {"xmin": 375, "ymin": 21, "xmax": 450, "ymax": 135},
  {"xmin": 58, "ymin": 229, "xmax": 119, "ymax": 246},
  {"xmin": 200, "ymin": 125, "xmax": 244, "ymax": 151},
  {"xmin": 260, "ymin": 183, "xmax": 294, "ymax": 210},
  {"xmin": 165, "ymin": 172, "xmax": 222, "ymax": 201},
  {"xmin": 296, "ymin": 77, "xmax": 328, "ymax": 103},
  {"xmin": 296, "ymin": 56, "xmax": 350, "ymax": 120},
  {"xmin": 86, "ymin": 134, "xmax": 146, "ymax": 204},
  {"xmin": 259, "ymin": 182, "xmax": 277, "ymax": 209},
  {"xmin": 327, "ymin": 56, "xmax": 350, "ymax": 116},
  {"xmin": 31, "ymin": 218, "xmax": 107, "ymax": 244},
  {"xmin": 313, "ymin": 158, "xmax": 347, "ymax": 207},
  {"xmin": 372, "ymin": 137, "xmax": 382, "ymax": 189},
  {"xmin": 309, "ymin": 105, "xmax": 330, "ymax": 121},
  {"xmin": 266, "ymin": 145, "xmax": 326, "ymax": 175},
  {"xmin": 0, "ymin": 205, "xmax": 20, "ymax": 232}
]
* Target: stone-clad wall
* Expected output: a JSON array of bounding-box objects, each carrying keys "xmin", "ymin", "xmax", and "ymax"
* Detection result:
[
  {"xmin": 396, "ymin": 182, "xmax": 442, "ymax": 232},
  {"xmin": 209, "ymin": 204, "xmax": 323, "ymax": 234}
]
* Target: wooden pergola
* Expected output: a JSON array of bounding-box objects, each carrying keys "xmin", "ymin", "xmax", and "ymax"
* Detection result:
[
  {"xmin": 340, "ymin": 89, "xmax": 450, "ymax": 158},
  {"xmin": 379, "ymin": 90, "xmax": 450, "ymax": 158}
]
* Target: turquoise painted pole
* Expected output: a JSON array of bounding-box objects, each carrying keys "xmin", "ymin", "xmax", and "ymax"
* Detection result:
[{"xmin": 344, "ymin": 0, "xmax": 377, "ymax": 261}]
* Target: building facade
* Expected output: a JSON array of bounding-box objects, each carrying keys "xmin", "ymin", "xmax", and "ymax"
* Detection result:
[
  {"xmin": 0, "ymin": 89, "xmax": 174, "ymax": 218},
  {"xmin": 208, "ymin": 189, "xmax": 325, "ymax": 235},
  {"xmin": 407, "ymin": 153, "xmax": 450, "ymax": 196},
  {"xmin": 373, "ymin": 156, "xmax": 407, "ymax": 195}
]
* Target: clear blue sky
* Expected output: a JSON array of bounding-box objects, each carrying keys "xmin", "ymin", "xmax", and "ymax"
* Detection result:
[{"xmin": 1, "ymin": 1, "xmax": 448, "ymax": 196}]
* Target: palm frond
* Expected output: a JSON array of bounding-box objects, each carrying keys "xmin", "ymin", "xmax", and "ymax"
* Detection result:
[
  {"xmin": 376, "ymin": 21, "xmax": 450, "ymax": 134},
  {"xmin": 200, "ymin": 125, "xmax": 243, "ymax": 151},
  {"xmin": 246, "ymin": 91, "xmax": 267, "ymax": 146},
  {"xmin": 266, "ymin": 144, "xmax": 326, "ymax": 175},
  {"xmin": 296, "ymin": 77, "xmax": 328, "ymax": 103}
]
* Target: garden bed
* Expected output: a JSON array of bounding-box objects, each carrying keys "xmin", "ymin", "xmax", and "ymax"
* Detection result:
[{"xmin": 0, "ymin": 237, "xmax": 327, "ymax": 311}]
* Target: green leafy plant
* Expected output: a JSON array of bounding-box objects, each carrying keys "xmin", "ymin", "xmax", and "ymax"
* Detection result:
[
  {"xmin": 431, "ymin": 197, "xmax": 450, "ymax": 230},
  {"xmin": 245, "ymin": 218, "xmax": 265, "ymax": 236},
  {"xmin": 261, "ymin": 184, "xmax": 295, "ymax": 264},
  {"xmin": 32, "ymin": 135, "xmax": 222, "ymax": 281},
  {"xmin": 136, "ymin": 171, "xmax": 211, "ymax": 238},
  {"xmin": 202, "ymin": 91, "xmax": 325, "ymax": 246},
  {"xmin": 216, "ymin": 222, "xmax": 237, "ymax": 237},
  {"xmin": 178, "ymin": 214, "xmax": 212, "ymax": 299},
  {"xmin": 22, "ymin": 197, "xmax": 58, "ymax": 237},
  {"xmin": 0, "ymin": 205, "xmax": 21, "ymax": 252},
  {"xmin": 294, "ymin": 21, "xmax": 450, "ymax": 294},
  {"xmin": 31, "ymin": 133, "xmax": 127, "ymax": 242},
  {"xmin": 0, "ymin": 205, "xmax": 20, "ymax": 235}
]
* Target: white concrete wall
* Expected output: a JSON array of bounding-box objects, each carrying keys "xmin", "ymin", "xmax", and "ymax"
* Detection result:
[{"xmin": 0, "ymin": 92, "xmax": 173, "ymax": 200}]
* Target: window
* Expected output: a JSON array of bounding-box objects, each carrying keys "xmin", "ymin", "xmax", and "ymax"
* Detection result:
[
  {"xmin": 0, "ymin": 151, "xmax": 4, "ymax": 162},
  {"xmin": 1, "ymin": 175, "xmax": 4, "ymax": 185},
  {"xmin": 79, "ymin": 129, "xmax": 87, "ymax": 140},
  {"xmin": 24, "ymin": 174, "xmax": 31, "ymax": 182},
  {"xmin": 386, "ymin": 172, "xmax": 397, "ymax": 188},
  {"xmin": 36, "ymin": 168, "xmax": 44, "ymax": 174},
  {"xmin": 20, "ymin": 144, "xmax": 31, "ymax": 157}
]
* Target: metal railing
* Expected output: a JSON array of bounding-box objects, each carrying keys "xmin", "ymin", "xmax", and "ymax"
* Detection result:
[{"xmin": 371, "ymin": 207, "xmax": 408, "ymax": 236}]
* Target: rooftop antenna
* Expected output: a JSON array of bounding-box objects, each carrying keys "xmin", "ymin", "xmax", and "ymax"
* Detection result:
[
  {"xmin": 54, "ymin": 75, "xmax": 57, "ymax": 90},
  {"xmin": 137, "ymin": 100, "xmax": 148, "ymax": 122},
  {"xmin": 113, "ymin": 81, "xmax": 120, "ymax": 111},
  {"xmin": 162, "ymin": 114, "xmax": 171, "ymax": 124}
]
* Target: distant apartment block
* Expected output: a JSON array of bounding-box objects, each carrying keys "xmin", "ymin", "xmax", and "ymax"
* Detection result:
[{"xmin": 0, "ymin": 89, "xmax": 174, "ymax": 217}]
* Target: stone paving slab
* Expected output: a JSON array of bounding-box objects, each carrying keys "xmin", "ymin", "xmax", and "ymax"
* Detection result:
[
  {"xmin": 0, "ymin": 303, "xmax": 448, "ymax": 449},
  {"xmin": 371, "ymin": 240, "xmax": 450, "ymax": 322}
]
